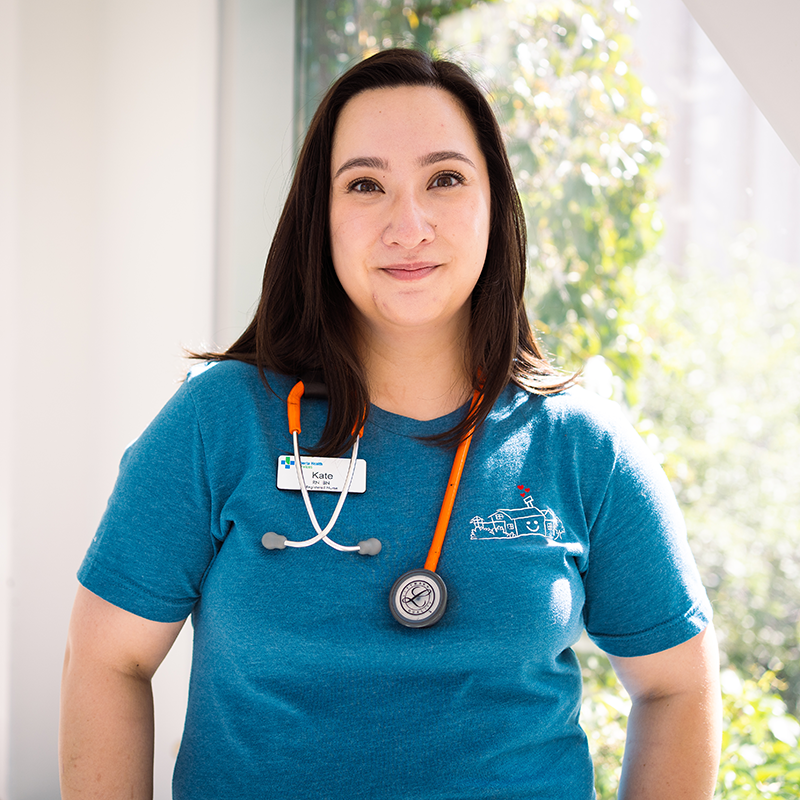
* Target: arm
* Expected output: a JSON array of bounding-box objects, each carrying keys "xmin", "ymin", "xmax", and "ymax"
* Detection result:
[
  {"xmin": 59, "ymin": 585, "xmax": 186, "ymax": 800},
  {"xmin": 608, "ymin": 624, "xmax": 722, "ymax": 800}
]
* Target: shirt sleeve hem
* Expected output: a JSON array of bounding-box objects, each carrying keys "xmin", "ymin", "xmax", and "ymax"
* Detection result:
[
  {"xmin": 77, "ymin": 559, "xmax": 196, "ymax": 624},
  {"xmin": 587, "ymin": 597, "xmax": 713, "ymax": 658}
]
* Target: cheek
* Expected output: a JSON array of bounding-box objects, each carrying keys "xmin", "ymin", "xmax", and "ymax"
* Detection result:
[
  {"xmin": 475, "ymin": 194, "xmax": 492, "ymax": 242},
  {"xmin": 329, "ymin": 217, "xmax": 356, "ymax": 287},
  {"xmin": 450, "ymin": 191, "xmax": 490, "ymax": 242},
  {"xmin": 329, "ymin": 223, "xmax": 346, "ymax": 269},
  {"xmin": 329, "ymin": 210, "xmax": 346, "ymax": 261},
  {"xmin": 457, "ymin": 198, "xmax": 491, "ymax": 264},
  {"xmin": 330, "ymin": 206, "xmax": 374, "ymax": 263}
]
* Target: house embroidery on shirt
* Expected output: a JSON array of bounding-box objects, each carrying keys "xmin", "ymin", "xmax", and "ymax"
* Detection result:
[{"xmin": 470, "ymin": 495, "xmax": 565, "ymax": 541}]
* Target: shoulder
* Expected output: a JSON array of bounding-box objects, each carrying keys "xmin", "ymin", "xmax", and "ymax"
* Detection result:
[
  {"xmin": 492, "ymin": 383, "xmax": 633, "ymax": 444},
  {"xmin": 183, "ymin": 360, "xmax": 295, "ymax": 408},
  {"xmin": 485, "ymin": 383, "xmax": 657, "ymax": 485},
  {"xmin": 123, "ymin": 361, "xmax": 296, "ymax": 470},
  {"xmin": 185, "ymin": 358, "xmax": 280, "ymax": 390},
  {"xmin": 134, "ymin": 361, "xmax": 295, "ymax": 446}
]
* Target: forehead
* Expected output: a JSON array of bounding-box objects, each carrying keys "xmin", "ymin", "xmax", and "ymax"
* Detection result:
[{"xmin": 331, "ymin": 85, "xmax": 482, "ymax": 162}]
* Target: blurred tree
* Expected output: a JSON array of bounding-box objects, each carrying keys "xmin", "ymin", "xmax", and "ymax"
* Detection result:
[
  {"xmin": 578, "ymin": 650, "xmax": 627, "ymax": 797},
  {"xmin": 576, "ymin": 245, "xmax": 800, "ymax": 795},
  {"xmin": 632, "ymin": 243, "xmax": 800, "ymax": 716},
  {"xmin": 717, "ymin": 670, "xmax": 800, "ymax": 799},
  {"xmin": 438, "ymin": 0, "xmax": 666, "ymax": 402},
  {"xmin": 295, "ymin": 0, "xmax": 485, "ymax": 136}
]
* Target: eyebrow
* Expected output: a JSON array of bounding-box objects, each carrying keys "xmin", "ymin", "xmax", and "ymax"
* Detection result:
[
  {"xmin": 419, "ymin": 150, "xmax": 476, "ymax": 169},
  {"xmin": 333, "ymin": 150, "xmax": 476, "ymax": 180},
  {"xmin": 333, "ymin": 156, "xmax": 388, "ymax": 180}
]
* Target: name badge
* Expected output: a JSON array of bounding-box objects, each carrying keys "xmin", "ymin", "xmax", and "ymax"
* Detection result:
[{"xmin": 276, "ymin": 455, "xmax": 367, "ymax": 493}]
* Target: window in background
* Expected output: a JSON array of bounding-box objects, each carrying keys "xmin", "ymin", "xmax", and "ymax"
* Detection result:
[
  {"xmin": 295, "ymin": 2, "xmax": 800, "ymax": 796},
  {"xmin": 294, "ymin": 0, "xmax": 475, "ymax": 137}
]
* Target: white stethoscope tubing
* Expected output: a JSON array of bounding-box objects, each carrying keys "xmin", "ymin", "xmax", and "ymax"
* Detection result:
[
  {"xmin": 261, "ymin": 379, "xmax": 380, "ymax": 555},
  {"xmin": 288, "ymin": 429, "xmax": 361, "ymax": 552},
  {"xmin": 264, "ymin": 378, "xmax": 481, "ymax": 626}
]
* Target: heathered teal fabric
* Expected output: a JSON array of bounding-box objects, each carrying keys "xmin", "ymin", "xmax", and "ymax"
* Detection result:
[{"xmin": 79, "ymin": 360, "xmax": 711, "ymax": 799}]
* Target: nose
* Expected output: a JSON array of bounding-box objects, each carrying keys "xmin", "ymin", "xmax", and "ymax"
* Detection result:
[{"xmin": 382, "ymin": 190, "xmax": 435, "ymax": 249}]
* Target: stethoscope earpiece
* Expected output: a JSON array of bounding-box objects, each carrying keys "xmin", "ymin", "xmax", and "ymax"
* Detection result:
[
  {"xmin": 261, "ymin": 532, "xmax": 287, "ymax": 550},
  {"xmin": 357, "ymin": 537, "xmax": 382, "ymax": 555},
  {"xmin": 261, "ymin": 532, "xmax": 381, "ymax": 555}
]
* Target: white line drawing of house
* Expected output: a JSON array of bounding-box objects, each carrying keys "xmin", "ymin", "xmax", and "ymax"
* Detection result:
[{"xmin": 470, "ymin": 495, "xmax": 564, "ymax": 541}]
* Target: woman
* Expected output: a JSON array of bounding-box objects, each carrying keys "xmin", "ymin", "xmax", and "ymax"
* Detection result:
[{"xmin": 60, "ymin": 48, "xmax": 721, "ymax": 799}]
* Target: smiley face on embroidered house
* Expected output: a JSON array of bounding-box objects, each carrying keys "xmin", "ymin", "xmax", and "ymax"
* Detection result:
[{"xmin": 469, "ymin": 495, "xmax": 566, "ymax": 540}]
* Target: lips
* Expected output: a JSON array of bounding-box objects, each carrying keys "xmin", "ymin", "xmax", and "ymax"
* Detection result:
[{"xmin": 380, "ymin": 261, "xmax": 440, "ymax": 280}]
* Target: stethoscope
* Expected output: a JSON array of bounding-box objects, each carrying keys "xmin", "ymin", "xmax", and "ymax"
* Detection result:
[{"xmin": 261, "ymin": 378, "xmax": 481, "ymax": 628}]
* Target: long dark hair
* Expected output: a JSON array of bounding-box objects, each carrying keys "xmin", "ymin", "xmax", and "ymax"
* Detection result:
[{"xmin": 203, "ymin": 47, "xmax": 572, "ymax": 455}]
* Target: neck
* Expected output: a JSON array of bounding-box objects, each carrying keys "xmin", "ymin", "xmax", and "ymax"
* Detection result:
[{"xmin": 361, "ymin": 322, "xmax": 472, "ymax": 421}]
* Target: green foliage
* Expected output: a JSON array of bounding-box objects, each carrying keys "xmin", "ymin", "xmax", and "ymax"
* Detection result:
[
  {"xmin": 578, "ymin": 244, "xmax": 800, "ymax": 793},
  {"xmin": 718, "ymin": 670, "xmax": 800, "ymax": 799},
  {"xmin": 632, "ymin": 246, "xmax": 800, "ymax": 717},
  {"xmin": 296, "ymin": 0, "xmax": 489, "ymax": 132},
  {"xmin": 580, "ymin": 653, "xmax": 800, "ymax": 800},
  {"xmin": 579, "ymin": 650, "xmax": 626, "ymax": 797},
  {"xmin": 438, "ymin": 1, "xmax": 665, "ymax": 398}
]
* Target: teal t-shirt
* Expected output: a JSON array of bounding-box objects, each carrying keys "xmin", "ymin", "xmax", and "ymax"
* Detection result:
[{"xmin": 79, "ymin": 360, "xmax": 711, "ymax": 799}]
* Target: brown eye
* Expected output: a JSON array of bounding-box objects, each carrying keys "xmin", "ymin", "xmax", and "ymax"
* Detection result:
[
  {"xmin": 430, "ymin": 171, "xmax": 465, "ymax": 189},
  {"xmin": 348, "ymin": 178, "xmax": 382, "ymax": 193}
]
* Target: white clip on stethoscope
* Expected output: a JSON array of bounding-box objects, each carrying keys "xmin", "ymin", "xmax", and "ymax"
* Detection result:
[{"xmin": 262, "ymin": 378, "xmax": 482, "ymax": 628}]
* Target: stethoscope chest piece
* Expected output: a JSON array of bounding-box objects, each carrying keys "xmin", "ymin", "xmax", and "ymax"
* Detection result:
[{"xmin": 389, "ymin": 569, "xmax": 448, "ymax": 628}]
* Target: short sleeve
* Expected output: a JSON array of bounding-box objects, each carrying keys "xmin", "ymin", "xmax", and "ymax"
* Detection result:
[
  {"xmin": 581, "ymin": 411, "xmax": 712, "ymax": 657},
  {"xmin": 78, "ymin": 382, "xmax": 218, "ymax": 622}
]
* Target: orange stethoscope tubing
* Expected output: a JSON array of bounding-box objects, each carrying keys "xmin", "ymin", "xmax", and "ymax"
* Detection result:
[
  {"xmin": 287, "ymin": 380, "xmax": 304, "ymax": 434},
  {"xmin": 285, "ymin": 380, "xmax": 481, "ymax": 567},
  {"xmin": 423, "ymin": 387, "xmax": 482, "ymax": 573},
  {"xmin": 288, "ymin": 381, "xmax": 366, "ymax": 439}
]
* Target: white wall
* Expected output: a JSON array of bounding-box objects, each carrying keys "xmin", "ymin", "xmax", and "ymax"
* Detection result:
[
  {"xmin": 681, "ymin": 0, "xmax": 800, "ymax": 168},
  {"xmin": 0, "ymin": 1, "xmax": 19, "ymax": 793},
  {"xmin": 637, "ymin": 0, "xmax": 800, "ymax": 271},
  {"xmin": 0, "ymin": 1, "xmax": 293, "ymax": 798},
  {"xmin": 216, "ymin": 0, "xmax": 298, "ymax": 346},
  {"xmin": 1, "ymin": 1, "xmax": 218, "ymax": 796}
]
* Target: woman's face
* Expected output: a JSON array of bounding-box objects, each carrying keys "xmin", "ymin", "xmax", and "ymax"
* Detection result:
[{"xmin": 329, "ymin": 85, "xmax": 491, "ymax": 342}]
